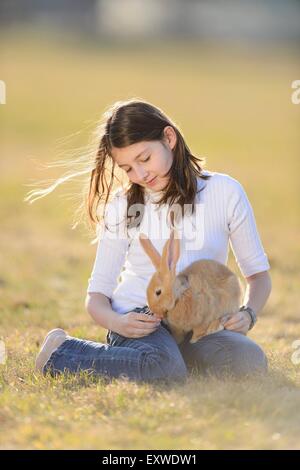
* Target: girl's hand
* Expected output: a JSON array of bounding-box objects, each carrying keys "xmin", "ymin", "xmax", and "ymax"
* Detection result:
[
  {"xmin": 222, "ymin": 311, "xmax": 251, "ymax": 335},
  {"xmin": 114, "ymin": 311, "xmax": 161, "ymax": 338}
]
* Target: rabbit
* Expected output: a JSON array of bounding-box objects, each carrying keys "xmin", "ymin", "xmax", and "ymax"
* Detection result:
[{"xmin": 139, "ymin": 221, "xmax": 243, "ymax": 344}]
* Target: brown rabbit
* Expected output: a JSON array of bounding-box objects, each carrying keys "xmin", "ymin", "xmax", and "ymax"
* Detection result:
[{"xmin": 139, "ymin": 224, "xmax": 243, "ymax": 344}]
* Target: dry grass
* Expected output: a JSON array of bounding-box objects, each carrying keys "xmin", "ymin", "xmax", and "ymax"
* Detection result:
[{"xmin": 0, "ymin": 28, "xmax": 299, "ymax": 449}]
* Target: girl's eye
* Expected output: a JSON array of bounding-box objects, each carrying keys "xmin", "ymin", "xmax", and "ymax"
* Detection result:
[{"xmin": 125, "ymin": 156, "xmax": 150, "ymax": 173}]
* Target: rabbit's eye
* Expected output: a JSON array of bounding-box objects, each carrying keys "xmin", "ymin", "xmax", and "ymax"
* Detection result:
[{"xmin": 155, "ymin": 289, "xmax": 161, "ymax": 296}]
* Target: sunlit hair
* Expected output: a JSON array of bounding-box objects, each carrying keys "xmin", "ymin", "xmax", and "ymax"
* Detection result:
[{"xmin": 25, "ymin": 98, "xmax": 211, "ymax": 239}]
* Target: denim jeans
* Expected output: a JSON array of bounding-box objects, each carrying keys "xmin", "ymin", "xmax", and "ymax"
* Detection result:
[{"xmin": 43, "ymin": 306, "xmax": 268, "ymax": 383}]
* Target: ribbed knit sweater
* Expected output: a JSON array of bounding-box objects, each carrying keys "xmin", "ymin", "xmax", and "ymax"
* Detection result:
[{"xmin": 87, "ymin": 170, "xmax": 270, "ymax": 314}]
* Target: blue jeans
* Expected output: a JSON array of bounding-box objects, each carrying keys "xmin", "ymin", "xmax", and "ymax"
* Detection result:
[{"xmin": 43, "ymin": 307, "xmax": 268, "ymax": 383}]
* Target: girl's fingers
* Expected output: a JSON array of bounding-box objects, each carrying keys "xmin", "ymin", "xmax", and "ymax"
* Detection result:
[
  {"xmin": 224, "ymin": 321, "xmax": 239, "ymax": 328},
  {"xmin": 223, "ymin": 313, "xmax": 243, "ymax": 327},
  {"xmin": 225, "ymin": 320, "xmax": 246, "ymax": 331},
  {"xmin": 133, "ymin": 327, "xmax": 159, "ymax": 338},
  {"xmin": 221, "ymin": 314, "xmax": 232, "ymax": 325},
  {"xmin": 138, "ymin": 321, "xmax": 161, "ymax": 334},
  {"xmin": 134, "ymin": 320, "xmax": 160, "ymax": 330},
  {"xmin": 135, "ymin": 325, "xmax": 160, "ymax": 332},
  {"xmin": 135, "ymin": 313, "xmax": 161, "ymax": 323}
]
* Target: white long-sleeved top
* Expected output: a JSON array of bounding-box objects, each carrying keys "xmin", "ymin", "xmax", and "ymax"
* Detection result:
[{"xmin": 87, "ymin": 170, "xmax": 270, "ymax": 314}]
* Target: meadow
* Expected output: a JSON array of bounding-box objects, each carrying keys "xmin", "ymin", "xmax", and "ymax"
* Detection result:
[{"xmin": 0, "ymin": 28, "xmax": 299, "ymax": 449}]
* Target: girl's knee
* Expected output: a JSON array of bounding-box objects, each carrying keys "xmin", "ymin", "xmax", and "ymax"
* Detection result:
[
  {"xmin": 196, "ymin": 330, "xmax": 268, "ymax": 378},
  {"xmin": 226, "ymin": 334, "xmax": 268, "ymax": 376}
]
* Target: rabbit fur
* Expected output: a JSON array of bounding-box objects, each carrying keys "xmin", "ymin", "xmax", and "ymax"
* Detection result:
[{"xmin": 139, "ymin": 225, "xmax": 243, "ymax": 344}]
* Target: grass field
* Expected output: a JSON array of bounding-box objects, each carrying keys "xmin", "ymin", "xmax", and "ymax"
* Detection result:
[{"xmin": 0, "ymin": 28, "xmax": 300, "ymax": 449}]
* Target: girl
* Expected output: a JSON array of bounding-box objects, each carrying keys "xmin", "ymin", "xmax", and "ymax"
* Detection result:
[{"xmin": 32, "ymin": 99, "xmax": 272, "ymax": 382}]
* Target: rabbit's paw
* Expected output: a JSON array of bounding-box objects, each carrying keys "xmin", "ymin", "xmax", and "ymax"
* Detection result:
[
  {"xmin": 190, "ymin": 325, "xmax": 208, "ymax": 343},
  {"xmin": 205, "ymin": 318, "xmax": 224, "ymax": 335}
]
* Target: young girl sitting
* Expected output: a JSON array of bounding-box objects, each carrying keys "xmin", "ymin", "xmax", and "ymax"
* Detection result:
[{"xmin": 33, "ymin": 99, "xmax": 272, "ymax": 382}]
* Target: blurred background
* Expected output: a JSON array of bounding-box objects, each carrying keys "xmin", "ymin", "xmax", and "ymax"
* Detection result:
[
  {"xmin": 1, "ymin": 0, "xmax": 300, "ymax": 330},
  {"xmin": 0, "ymin": 0, "xmax": 300, "ymax": 450},
  {"xmin": 1, "ymin": 0, "xmax": 299, "ymax": 329}
]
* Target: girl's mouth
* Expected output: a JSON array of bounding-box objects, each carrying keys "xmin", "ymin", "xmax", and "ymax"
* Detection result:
[{"xmin": 146, "ymin": 176, "xmax": 157, "ymax": 186}]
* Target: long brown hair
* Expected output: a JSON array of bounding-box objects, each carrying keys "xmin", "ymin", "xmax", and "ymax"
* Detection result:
[{"xmin": 25, "ymin": 98, "xmax": 211, "ymax": 238}]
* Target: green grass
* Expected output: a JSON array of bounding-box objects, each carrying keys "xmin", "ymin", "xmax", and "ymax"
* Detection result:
[{"xmin": 0, "ymin": 28, "xmax": 300, "ymax": 449}]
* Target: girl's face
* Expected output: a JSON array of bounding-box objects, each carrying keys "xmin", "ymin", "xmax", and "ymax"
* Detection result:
[{"xmin": 111, "ymin": 126, "xmax": 176, "ymax": 192}]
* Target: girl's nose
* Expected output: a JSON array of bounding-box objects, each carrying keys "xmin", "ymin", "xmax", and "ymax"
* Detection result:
[{"xmin": 135, "ymin": 167, "xmax": 149, "ymax": 181}]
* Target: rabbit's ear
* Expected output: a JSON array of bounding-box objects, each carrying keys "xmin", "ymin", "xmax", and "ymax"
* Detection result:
[
  {"xmin": 139, "ymin": 233, "xmax": 161, "ymax": 270},
  {"xmin": 161, "ymin": 228, "xmax": 180, "ymax": 274}
]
